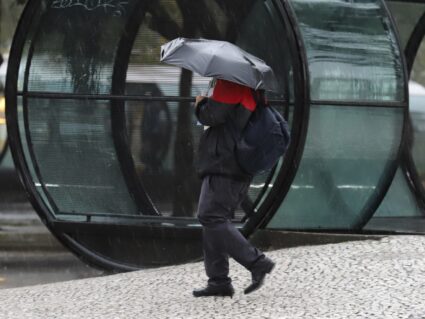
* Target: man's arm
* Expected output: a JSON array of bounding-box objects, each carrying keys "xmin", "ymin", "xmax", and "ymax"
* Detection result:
[{"xmin": 195, "ymin": 96, "xmax": 234, "ymax": 127}]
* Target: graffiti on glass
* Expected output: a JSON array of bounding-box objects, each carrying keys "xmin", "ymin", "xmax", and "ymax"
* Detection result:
[{"xmin": 51, "ymin": 0, "xmax": 128, "ymax": 16}]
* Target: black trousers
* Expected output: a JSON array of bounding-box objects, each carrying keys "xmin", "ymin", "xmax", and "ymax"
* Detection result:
[{"xmin": 197, "ymin": 175, "xmax": 264, "ymax": 286}]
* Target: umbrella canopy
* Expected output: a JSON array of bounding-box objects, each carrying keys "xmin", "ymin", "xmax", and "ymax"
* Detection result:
[{"xmin": 160, "ymin": 38, "xmax": 278, "ymax": 91}]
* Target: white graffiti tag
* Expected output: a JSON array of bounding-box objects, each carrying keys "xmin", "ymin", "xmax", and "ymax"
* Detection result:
[{"xmin": 51, "ymin": 0, "xmax": 128, "ymax": 16}]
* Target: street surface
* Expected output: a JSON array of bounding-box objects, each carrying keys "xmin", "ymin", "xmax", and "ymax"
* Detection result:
[
  {"xmin": 1, "ymin": 236, "xmax": 424, "ymax": 318},
  {"xmin": 0, "ymin": 201, "xmax": 104, "ymax": 289},
  {"xmin": 0, "ymin": 251, "xmax": 103, "ymax": 289}
]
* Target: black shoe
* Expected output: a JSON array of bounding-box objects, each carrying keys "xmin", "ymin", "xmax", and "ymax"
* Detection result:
[
  {"xmin": 244, "ymin": 257, "xmax": 275, "ymax": 294},
  {"xmin": 193, "ymin": 284, "xmax": 235, "ymax": 298}
]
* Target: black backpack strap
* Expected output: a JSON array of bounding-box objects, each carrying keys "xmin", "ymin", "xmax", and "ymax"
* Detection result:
[{"xmin": 241, "ymin": 195, "xmax": 255, "ymax": 222}]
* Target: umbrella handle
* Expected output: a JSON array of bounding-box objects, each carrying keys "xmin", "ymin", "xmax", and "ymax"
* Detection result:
[{"xmin": 207, "ymin": 78, "xmax": 216, "ymax": 95}]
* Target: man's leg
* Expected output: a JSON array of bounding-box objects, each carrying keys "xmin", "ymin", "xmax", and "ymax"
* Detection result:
[
  {"xmin": 219, "ymin": 177, "xmax": 275, "ymax": 294},
  {"xmin": 194, "ymin": 176, "xmax": 233, "ymax": 297},
  {"xmin": 197, "ymin": 176, "xmax": 231, "ymax": 286},
  {"xmin": 195, "ymin": 175, "xmax": 274, "ymax": 296},
  {"xmin": 203, "ymin": 176, "xmax": 275, "ymax": 295},
  {"xmin": 220, "ymin": 220, "xmax": 264, "ymax": 269},
  {"xmin": 202, "ymin": 225, "xmax": 230, "ymax": 286},
  {"xmin": 198, "ymin": 176, "xmax": 264, "ymax": 275}
]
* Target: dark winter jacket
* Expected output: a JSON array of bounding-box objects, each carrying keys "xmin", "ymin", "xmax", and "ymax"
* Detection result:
[{"xmin": 195, "ymin": 79, "xmax": 257, "ymax": 181}]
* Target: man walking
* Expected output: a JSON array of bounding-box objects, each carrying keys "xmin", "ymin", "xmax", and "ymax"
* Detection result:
[{"xmin": 193, "ymin": 79, "xmax": 275, "ymax": 298}]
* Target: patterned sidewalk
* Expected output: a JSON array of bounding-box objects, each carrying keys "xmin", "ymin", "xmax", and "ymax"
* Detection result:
[{"xmin": 1, "ymin": 236, "xmax": 425, "ymax": 319}]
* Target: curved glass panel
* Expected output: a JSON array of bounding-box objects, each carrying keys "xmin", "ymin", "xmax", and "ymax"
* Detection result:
[
  {"xmin": 372, "ymin": 168, "xmax": 423, "ymax": 217},
  {"xmin": 268, "ymin": 105, "xmax": 403, "ymax": 229},
  {"xmin": 265, "ymin": 0, "xmax": 406, "ymax": 230},
  {"xmin": 25, "ymin": 0, "xmax": 137, "ymax": 94},
  {"xmin": 17, "ymin": 9, "xmax": 44, "ymax": 92},
  {"xmin": 366, "ymin": 169, "xmax": 425, "ymax": 233},
  {"xmin": 290, "ymin": 0, "xmax": 405, "ymax": 102},
  {"xmin": 124, "ymin": 88, "xmax": 205, "ymax": 218},
  {"xmin": 25, "ymin": 98, "xmax": 139, "ymax": 215}
]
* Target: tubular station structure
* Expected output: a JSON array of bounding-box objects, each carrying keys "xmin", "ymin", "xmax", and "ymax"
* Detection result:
[{"xmin": 5, "ymin": 0, "xmax": 425, "ymax": 271}]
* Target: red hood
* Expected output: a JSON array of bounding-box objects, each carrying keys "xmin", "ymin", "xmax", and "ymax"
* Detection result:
[{"xmin": 211, "ymin": 79, "xmax": 256, "ymax": 111}]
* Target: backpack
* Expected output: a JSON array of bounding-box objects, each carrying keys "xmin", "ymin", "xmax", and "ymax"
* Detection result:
[{"xmin": 234, "ymin": 96, "xmax": 290, "ymax": 175}]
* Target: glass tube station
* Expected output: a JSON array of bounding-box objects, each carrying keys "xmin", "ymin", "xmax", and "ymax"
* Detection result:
[{"xmin": 4, "ymin": 0, "xmax": 425, "ymax": 271}]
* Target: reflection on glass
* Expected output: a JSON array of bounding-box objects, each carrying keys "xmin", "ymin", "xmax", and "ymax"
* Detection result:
[
  {"xmin": 290, "ymin": 0, "xmax": 404, "ymax": 101},
  {"xmin": 17, "ymin": 97, "xmax": 54, "ymax": 212},
  {"xmin": 17, "ymin": 5, "xmax": 43, "ymax": 92},
  {"xmin": 267, "ymin": 105, "xmax": 403, "ymax": 229},
  {"xmin": 366, "ymin": 170, "xmax": 425, "ymax": 233},
  {"xmin": 236, "ymin": 0, "xmax": 290, "ymax": 100},
  {"xmin": 27, "ymin": 98, "xmax": 139, "ymax": 216},
  {"xmin": 372, "ymin": 168, "xmax": 423, "ymax": 217},
  {"xmin": 26, "ymin": 1, "xmax": 137, "ymax": 94},
  {"xmin": 125, "ymin": 83, "xmax": 204, "ymax": 218}
]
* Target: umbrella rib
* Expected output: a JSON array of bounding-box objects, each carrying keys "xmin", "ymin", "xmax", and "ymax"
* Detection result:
[{"xmin": 202, "ymin": 44, "xmax": 221, "ymax": 79}]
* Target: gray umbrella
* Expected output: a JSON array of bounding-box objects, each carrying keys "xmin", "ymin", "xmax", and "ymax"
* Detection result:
[{"xmin": 160, "ymin": 38, "xmax": 278, "ymax": 91}]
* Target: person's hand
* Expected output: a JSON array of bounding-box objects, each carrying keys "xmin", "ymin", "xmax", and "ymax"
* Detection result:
[{"xmin": 195, "ymin": 95, "xmax": 206, "ymax": 107}]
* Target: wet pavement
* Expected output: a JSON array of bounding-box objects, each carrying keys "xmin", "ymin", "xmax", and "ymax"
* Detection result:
[
  {"xmin": 0, "ymin": 251, "xmax": 104, "ymax": 289},
  {"xmin": 1, "ymin": 235, "xmax": 425, "ymax": 318},
  {"xmin": 0, "ymin": 200, "xmax": 104, "ymax": 289}
]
